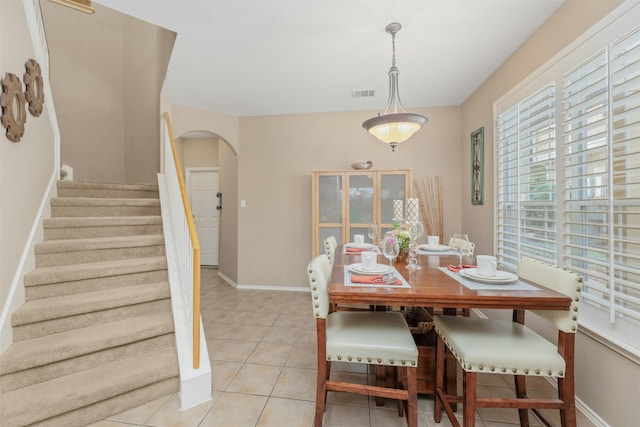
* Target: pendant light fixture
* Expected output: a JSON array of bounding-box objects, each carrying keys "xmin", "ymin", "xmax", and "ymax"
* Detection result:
[{"xmin": 362, "ymin": 22, "xmax": 428, "ymax": 152}]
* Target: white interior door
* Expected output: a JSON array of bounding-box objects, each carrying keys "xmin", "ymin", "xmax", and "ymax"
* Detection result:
[{"xmin": 187, "ymin": 168, "xmax": 220, "ymax": 266}]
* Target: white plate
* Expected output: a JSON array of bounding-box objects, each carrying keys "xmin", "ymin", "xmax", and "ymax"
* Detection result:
[
  {"xmin": 418, "ymin": 244, "xmax": 450, "ymax": 252},
  {"xmin": 460, "ymin": 268, "xmax": 518, "ymax": 284},
  {"xmin": 345, "ymin": 243, "xmax": 376, "ymax": 249},
  {"xmin": 349, "ymin": 263, "xmax": 392, "ymax": 275}
]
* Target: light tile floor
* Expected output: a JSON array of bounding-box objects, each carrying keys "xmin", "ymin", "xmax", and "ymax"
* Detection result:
[{"xmin": 92, "ymin": 267, "xmax": 596, "ymax": 427}]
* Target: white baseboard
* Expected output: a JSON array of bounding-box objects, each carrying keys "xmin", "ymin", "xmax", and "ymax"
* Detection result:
[
  {"xmin": 216, "ymin": 271, "xmax": 309, "ymax": 293},
  {"xmin": 237, "ymin": 284, "xmax": 309, "ymax": 292}
]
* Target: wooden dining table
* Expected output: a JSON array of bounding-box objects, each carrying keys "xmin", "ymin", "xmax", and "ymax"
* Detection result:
[
  {"xmin": 330, "ymin": 248, "xmax": 572, "ymax": 312},
  {"xmin": 329, "ymin": 246, "xmax": 573, "ymax": 399}
]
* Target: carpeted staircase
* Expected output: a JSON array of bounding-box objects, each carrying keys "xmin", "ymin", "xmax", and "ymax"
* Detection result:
[{"xmin": 0, "ymin": 181, "xmax": 179, "ymax": 426}]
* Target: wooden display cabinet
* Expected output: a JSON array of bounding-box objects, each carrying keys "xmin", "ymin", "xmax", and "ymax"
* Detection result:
[{"xmin": 311, "ymin": 169, "xmax": 412, "ymax": 257}]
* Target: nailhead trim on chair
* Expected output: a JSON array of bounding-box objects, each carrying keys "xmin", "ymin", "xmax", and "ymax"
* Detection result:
[
  {"xmin": 436, "ymin": 329, "xmax": 567, "ymax": 377},
  {"xmin": 325, "ymin": 354, "xmax": 416, "ymax": 366}
]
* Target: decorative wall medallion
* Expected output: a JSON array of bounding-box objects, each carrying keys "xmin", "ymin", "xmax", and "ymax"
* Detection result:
[
  {"xmin": 1, "ymin": 73, "xmax": 27, "ymax": 142},
  {"xmin": 24, "ymin": 59, "xmax": 44, "ymax": 117},
  {"xmin": 471, "ymin": 126, "xmax": 484, "ymax": 205}
]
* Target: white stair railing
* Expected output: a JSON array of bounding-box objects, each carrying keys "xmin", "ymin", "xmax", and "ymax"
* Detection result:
[
  {"xmin": 159, "ymin": 113, "xmax": 210, "ymax": 409},
  {"xmin": 162, "ymin": 113, "xmax": 201, "ymax": 368}
]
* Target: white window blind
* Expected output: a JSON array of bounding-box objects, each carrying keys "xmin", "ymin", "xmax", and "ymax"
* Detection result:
[
  {"xmin": 497, "ymin": 18, "xmax": 640, "ymax": 353},
  {"xmin": 497, "ymin": 84, "xmax": 557, "ymax": 272},
  {"xmin": 562, "ymin": 26, "xmax": 640, "ymax": 325}
]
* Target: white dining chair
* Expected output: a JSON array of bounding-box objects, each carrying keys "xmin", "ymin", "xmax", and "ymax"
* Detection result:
[
  {"xmin": 307, "ymin": 254, "xmax": 419, "ymax": 427},
  {"xmin": 324, "ymin": 236, "xmax": 338, "ymax": 266},
  {"xmin": 447, "ymin": 236, "xmax": 476, "ymax": 257},
  {"xmin": 433, "ymin": 259, "xmax": 582, "ymax": 427}
]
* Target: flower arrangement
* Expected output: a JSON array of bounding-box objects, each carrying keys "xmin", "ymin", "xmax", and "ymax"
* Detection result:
[{"xmin": 389, "ymin": 222, "xmax": 410, "ymax": 250}]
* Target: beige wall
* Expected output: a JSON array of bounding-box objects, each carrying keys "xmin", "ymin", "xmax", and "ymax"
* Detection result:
[
  {"xmin": 168, "ymin": 104, "xmax": 239, "ymax": 283},
  {"xmin": 181, "ymin": 137, "xmax": 219, "ymax": 169},
  {"xmin": 123, "ymin": 10, "xmax": 175, "ymax": 184},
  {"xmin": 218, "ymin": 141, "xmax": 238, "ymax": 283},
  {"xmin": 460, "ymin": 1, "xmax": 638, "ymax": 425},
  {"xmin": 0, "ymin": 0, "xmax": 56, "ymax": 350},
  {"xmin": 40, "ymin": 1, "xmax": 175, "ymax": 184},
  {"xmin": 237, "ymin": 107, "xmax": 461, "ymax": 288},
  {"xmin": 171, "ymin": 104, "xmax": 239, "ymax": 155}
]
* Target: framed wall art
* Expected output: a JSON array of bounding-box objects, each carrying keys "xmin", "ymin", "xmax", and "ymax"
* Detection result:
[{"xmin": 471, "ymin": 127, "xmax": 484, "ymax": 205}]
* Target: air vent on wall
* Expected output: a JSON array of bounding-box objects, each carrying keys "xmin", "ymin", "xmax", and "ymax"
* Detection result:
[{"xmin": 352, "ymin": 90, "xmax": 375, "ymax": 98}]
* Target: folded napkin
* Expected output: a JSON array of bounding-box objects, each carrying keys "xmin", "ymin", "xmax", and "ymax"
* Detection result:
[
  {"xmin": 350, "ymin": 275, "xmax": 402, "ymax": 285},
  {"xmin": 345, "ymin": 247, "xmax": 367, "ymax": 253},
  {"xmin": 446, "ymin": 264, "xmax": 476, "ymax": 272}
]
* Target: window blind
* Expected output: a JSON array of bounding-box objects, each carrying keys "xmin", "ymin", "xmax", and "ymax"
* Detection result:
[
  {"xmin": 562, "ymin": 27, "xmax": 640, "ymax": 324},
  {"xmin": 497, "ymin": 84, "xmax": 557, "ymax": 272},
  {"xmin": 495, "ymin": 4, "xmax": 640, "ymax": 354}
]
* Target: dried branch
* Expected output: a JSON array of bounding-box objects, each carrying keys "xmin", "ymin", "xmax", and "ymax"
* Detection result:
[{"xmin": 414, "ymin": 176, "xmax": 444, "ymax": 242}]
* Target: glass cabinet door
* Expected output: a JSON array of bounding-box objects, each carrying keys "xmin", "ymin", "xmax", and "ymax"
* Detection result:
[
  {"xmin": 314, "ymin": 173, "xmax": 344, "ymax": 256},
  {"xmin": 380, "ymin": 173, "xmax": 408, "ymax": 224},
  {"xmin": 347, "ymin": 173, "xmax": 374, "ymax": 238},
  {"xmin": 318, "ymin": 175, "xmax": 342, "ymax": 223}
]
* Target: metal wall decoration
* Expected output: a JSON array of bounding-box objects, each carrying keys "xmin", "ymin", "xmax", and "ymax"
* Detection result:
[
  {"xmin": 1, "ymin": 59, "xmax": 44, "ymax": 143},
  {"xmin": 1, "ymin": 73, "xmax": 27, "ymax": 142},
  {"xmin": 471, "ymin": 127, "xmax": 484, "ymax": 205},
  {"xmin": 24, "ymin": 59, "xmax": 44, "ymax": 117}
]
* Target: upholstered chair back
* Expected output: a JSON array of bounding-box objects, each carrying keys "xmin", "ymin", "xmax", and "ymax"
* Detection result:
[
  {"xmin": 308, "ymin": 254, "xmax": 331, "ymax": 319},
  {"xmin": 324, "ymin": 237, "xmax": 337, "ymax": 266},
  {"xmin": 517, "ymin": 259, "xmax": 582, "ymax": 333}
]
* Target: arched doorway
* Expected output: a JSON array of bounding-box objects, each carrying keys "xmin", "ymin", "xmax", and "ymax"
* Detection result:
[{"xmin": 178, "ymin": 131, "xmax": 226, "ymax": 266}]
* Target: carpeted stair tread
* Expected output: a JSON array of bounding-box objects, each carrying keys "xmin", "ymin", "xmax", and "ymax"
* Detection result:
[
  {"xmin": 35, "ymin": 234, "xmax": 165, "ymax": 254},
  {"xmin": 0, "ymin": 312, "xmax": 174, "ymax": 375},
  {"xmin": 30, "ymin": 378, "xmax": 179, "ymax": 426},
  {"xmin": 0, "ymin": 347, "xmax": 178, "ymax": 426},
  {"xmin": 24, "ymin": 256, "xmax": 167, "ymax": 287},
  {"xmin": 57, "ymin": 180, "xmax": 159, "ymax": 199},
  {"xmin": 57, "ymin": 180, "xmax": 159, "ymax": 192},
  {"xmin": 12, "ymin": 282, "xmax": 170, "ymax": 326},
  {"xmin": 51, "ymin": 197, "xmax": 160, "ymax": 207},
  {"xmin": 44, "ymin": 215, "xmax": 162, "ymax": 229}
]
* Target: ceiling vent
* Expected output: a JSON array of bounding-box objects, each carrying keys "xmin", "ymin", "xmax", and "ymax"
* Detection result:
[{"xmin": 352, "ymin": 90, "xmax": 375, "ymax": 99}]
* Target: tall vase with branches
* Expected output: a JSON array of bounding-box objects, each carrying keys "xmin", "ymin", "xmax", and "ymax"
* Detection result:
[{"xmin": 414, "ymin": 176, "xmax": 444, "ymax": 243}]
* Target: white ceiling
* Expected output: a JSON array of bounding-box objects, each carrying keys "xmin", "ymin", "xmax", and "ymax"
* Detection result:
[{"xmin": 93, "ymin": 0, "xmax": 563, "ymax": 117}]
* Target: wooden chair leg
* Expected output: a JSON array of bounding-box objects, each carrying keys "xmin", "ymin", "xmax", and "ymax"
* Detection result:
[
  {"xmin": 434, "ymin": 334, "xmax": 445, "ymax": 423},
  {"xmin": 396, "ymin": 366, "xmax": 404, "ymax": 417},
  {"xmin": 406, "ymin": 366, "xmax": 418, "ymax": 427},
  {"xmin": 559, "ymin": 331, "xmax": 577, "ymax": 427},
  {"xmin": 558, "ymin": 376, "xmax": 577, "ymax": 427},
  {"xmin": 315, "ymin": 359, "xmax": 327, "ymax": 426},
  {"xmin": 446, "ymin": 352, "xmax": 458, "ymax": 412},
  {"xmin": 463, "ymin": 371, "xmax": 477, "ymax": 427},
  {"xmin": 375, "ymin": 365, "xmax": 386, "ymax": 406},
  {"xmin": 324, "ymin": 361, "xmax": 331, "ymax": 407},
  {"xmin": 514, "ymin": 375, "xmax": 529, "ymax": 426}
]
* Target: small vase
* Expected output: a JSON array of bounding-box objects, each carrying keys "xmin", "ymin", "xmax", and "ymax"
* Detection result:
[{"xmin": 397, "ymin": 249, "xmax": 409, "ymax": 262}]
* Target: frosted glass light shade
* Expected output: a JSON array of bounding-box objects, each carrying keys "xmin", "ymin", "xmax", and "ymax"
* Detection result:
[{"xmin": 363, "ymin": 113, "xmax": 428, "ymax": 145}]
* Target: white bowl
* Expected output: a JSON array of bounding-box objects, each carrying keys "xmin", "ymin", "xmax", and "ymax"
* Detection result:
[{"xmin": 351, "ymin": 161, "xmax": 373, "ymax": 170}]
